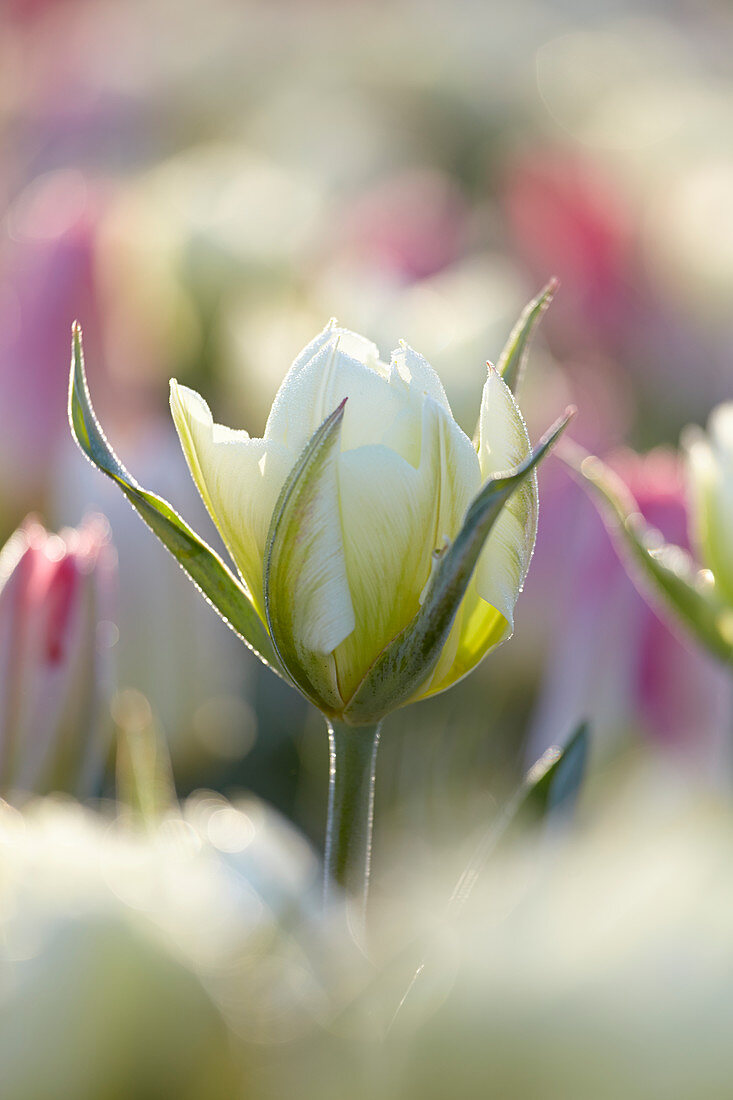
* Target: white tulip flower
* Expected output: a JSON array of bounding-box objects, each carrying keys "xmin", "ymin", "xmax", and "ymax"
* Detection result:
[
  {"xmin": 169, "ymin": 322, "xmax": 540, "ymax": 720},
  {"xmin": 69, "ymin": 293, "xmax": 568, "ymax": 911}
]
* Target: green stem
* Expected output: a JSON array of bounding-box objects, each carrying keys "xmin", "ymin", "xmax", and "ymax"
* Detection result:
[{"xmin": 323, "ymin": 717, "xmax": 381, "ymax": 931}]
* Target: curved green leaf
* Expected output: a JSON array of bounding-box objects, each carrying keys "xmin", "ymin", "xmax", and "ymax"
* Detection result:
[
  {"xmin": 498, "ymin": 278, "xmax": 557, "ymax": 395},
  {"xmin": 344, "ymin": 408, "xmax": 574, "ymax": 724},
  {"xmin": 568, "ymin": 442, "xmax": 733, "ymax": 665},
  {"xmin": 68, "ymin": 323, "xmax": 284, "ymax": 677}
]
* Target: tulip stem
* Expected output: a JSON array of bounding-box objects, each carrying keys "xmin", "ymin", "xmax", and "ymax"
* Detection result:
[{"xmin": 323, "ymin": 718, "xmax": 381, "ymax": 935}]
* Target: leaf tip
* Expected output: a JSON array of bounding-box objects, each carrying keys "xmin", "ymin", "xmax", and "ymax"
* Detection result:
[{"xmin": 538, "ymin": 405, "xmax": 576, "ymax": 453}]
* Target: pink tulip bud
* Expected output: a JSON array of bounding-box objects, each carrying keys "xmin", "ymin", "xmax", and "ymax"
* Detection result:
[{"xmin": 0, "ymin": 515, "xmax": 116, "ymax": 798}]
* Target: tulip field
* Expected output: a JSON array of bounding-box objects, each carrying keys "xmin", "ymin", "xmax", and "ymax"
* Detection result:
[{"xmin": 0, "ymin": 1, "xmax": 732, "ymax": 1097}]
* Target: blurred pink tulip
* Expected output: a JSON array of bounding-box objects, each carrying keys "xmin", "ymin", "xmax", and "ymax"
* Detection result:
[
  {"xmin": 0, "ymin": 515, "xmax": 116, "ymax": 797},
  {"xmin": 502, "ymin": 150, "xmax": 636, "ymax": 343},
  {"xmin": 335, "ymin": 170, "xmax": 468, "ymax": 282},
  {"xmin": 528, "ymin": 449, "xmax": 731, "ymax": 773},
  {"xmin": 4, "ymin": 0, "xmax": 79, "ymax": 24}
]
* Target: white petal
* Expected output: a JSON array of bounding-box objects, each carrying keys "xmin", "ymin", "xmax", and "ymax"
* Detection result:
[
  {"xmin": 477, "ymin": 366, "xmax": 532, "ymax": 476},
  {"xmin": 473, "ymin": 366, "xmax": 537, "ymax": 628},
  {"xmin": 290, "ymin": 320, "xmax": 382, "ymax": 377},
  {"xmin": 170, "ymin": 381, "xmax": 292, "ymax": 615},
  {"xmin": 289, "ymin": 318, "xmax": 340, "ymax": 373},
  {"xmin": 265, "ymin": 332, "xmax": 405, "ymax": 458},
  {"xmin": 379, "ymin": 343, "xmax": 456, "ymax": 468},
  {"xmin": 334, "ymin": 444, "xmax": 437, "ymax": 700},
  {"xmin": 390, "ymin": 341, "xmax": 452, "ymax": 413},
  {"xmin": 334, "ymin": 400, "xmax": 481, "ymax": 703},
  {"xmin": 424, "ymin": 395, "xmax": 482, "ymax": 550}
]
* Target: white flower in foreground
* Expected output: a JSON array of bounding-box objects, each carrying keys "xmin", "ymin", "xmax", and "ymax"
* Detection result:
[
  {"xmin": 684, "ymin": 402, "xmax": 733, "ymax": 604},
  {"xmin": 395, "ymin": 782, "xmax": 733, "ymax": 1100},
  {"xmin": 0, "ymin": 793, "xmax": 324, "ymax": 1099},
  {"xmin": 170, "ymin": 322, "xmax": 539, "ymax": 719}
]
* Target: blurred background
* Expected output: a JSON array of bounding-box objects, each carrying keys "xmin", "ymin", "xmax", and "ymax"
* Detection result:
[{"xmin": 1, "ymin": 0, "xmax": 732, "ymax": 898}]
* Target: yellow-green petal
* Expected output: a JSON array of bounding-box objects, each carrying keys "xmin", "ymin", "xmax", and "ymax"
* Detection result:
[
  {"xmin": 473, "ymin": 367, "xmax": 537, "ymax": 629},
  {"xmin": 334, "ymin": 444, "xmax": 436, "ymax": 702},
  {"xmin": 169, "ymin": 381, "xmax": 292, "ymax": 616}
]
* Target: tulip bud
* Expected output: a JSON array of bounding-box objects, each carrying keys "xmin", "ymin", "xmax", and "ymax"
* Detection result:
[
  {"xmin": 70, "ymin": 314, "xmax": 569, "ymax": 726},
  {"xmin": 684, "ymin": 402, "xmax": 733, "ymax": 605},
  {"xmin": 0, "ymin": 516, "xmax": 116, "ymax": 797},
  {"xmin": 169, "ymin": 322, "xmax": 563, "ymax": 722},
  {"xmin": 70, "ymin": 310, "xmax": 569, "ymax": 913}
]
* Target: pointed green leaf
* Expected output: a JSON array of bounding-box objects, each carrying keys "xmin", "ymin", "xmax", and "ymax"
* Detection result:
[
  {"xmin": 384, "ymin": 723, "xmax": 589, "ymax": 1032},
  {"xmin": 513, "ymin": 721, "xmax": 589, "ymax": 829},
  {"xmin": 498, "ymin": 278, "xmax": 557, "ymax": 394},
  {"xmin": 449, "ymin": 722, "xmax": 589, "ymax": 915},
  {"xmin": 569, "ymin": 443, "xmax": 733, "ymax": 665},
  {"xmin": 264, "ymin": 400, "xmax": 349, "ymax": 715},
  {"xmin": 344, "ymin": 408, "xmax": 575, "ymax": 724},
  {"xmin": 68, "ymin": 324, "xmax": 284, "ymax": 676}
]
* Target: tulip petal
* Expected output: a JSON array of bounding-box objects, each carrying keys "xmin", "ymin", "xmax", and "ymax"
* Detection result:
[
  {"xmin": 68, "ymin": 325, "xmax": 285, "ymax": 677},
  {"xmin": 344, "ymin": 411, "xmax": 573, "ymax": 723},
  {"xmin": 473, "ymin": 367, "xmax": 538, "ymax": 630},
  {"xmin": 334, "ymin": 397, "xmax": 480, "ymax": 703},
  {"xmin": 334, "ymin": 445, "xmax": 437, "ymax": 702},
  {"xmin": 390, "ymin": 341, "xmax": 452, "ymax": 412},
  {"xmin": 265, "ymin": 330, "xmax": 406, "ymax": 458},
  {"xmin": 426, "ymin": 396, "xmax": 483, "ymax": 552},
  {"xmin": 416, "ymin": 582, "xmax": 508, "ymax": 699},
  {"xmin": 265, "ymin": 401, "xmax": 355, "ymax": 714},
  {"xmin": 170, "ymin": 381, "xmax": 292, "ymax": 616}
]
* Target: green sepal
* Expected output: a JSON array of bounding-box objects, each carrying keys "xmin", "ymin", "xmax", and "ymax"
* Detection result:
[
  {"xmin": 569, "ymin": 444, "xmax": 733, "ymax": 666},
  {"xmin": 343, "ymin": 408, "xmax": 574, "ymax": 725},
  {"xmin": 498, "ymin": 278, "xmax": 557, "ymax": 395},
  {"xmin": 68, "ymin": 324, "xmax": 284, "ymax": 677},
  {"xmin": 263, "ymin": 399, "xmax": 348, "ymax": 715}
]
